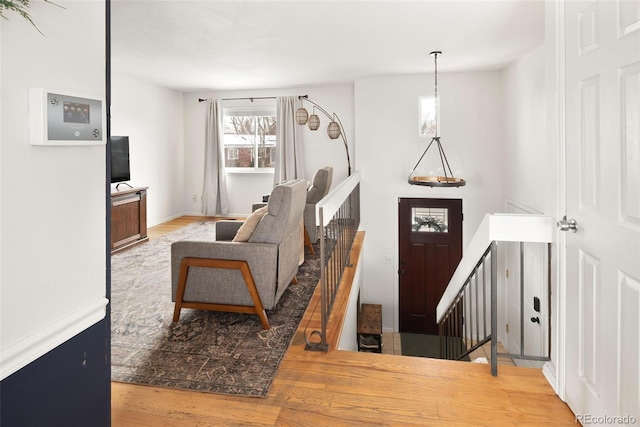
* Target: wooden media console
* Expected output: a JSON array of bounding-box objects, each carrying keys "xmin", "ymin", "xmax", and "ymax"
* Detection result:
[{"xmin": 111, "ymin": 186, "xmax": 148, "ymax": 254}]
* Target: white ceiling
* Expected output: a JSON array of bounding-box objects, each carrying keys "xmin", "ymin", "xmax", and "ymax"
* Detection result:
[{"xmin": 110, "ymin": 0, "xmax": 545, "ymax": 92}]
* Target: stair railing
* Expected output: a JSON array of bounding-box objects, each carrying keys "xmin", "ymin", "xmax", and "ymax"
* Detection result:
[
  {"xmin": 305, "ymin": 170, "xmax": 361, "ymax": 351},
  {"xmin": 436, "ymin": 214, "xmax": 554, "ymax": 375},
  {"xmin": 439, "ymin": 242, "xmax": 497, "ymax": 370}
]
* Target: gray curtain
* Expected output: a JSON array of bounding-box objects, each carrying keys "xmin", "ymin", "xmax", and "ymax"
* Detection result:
[
  {"xmin": 273, "ymin": 96, "xmax": 305, "ymax": 186},
  {"xmin": 201, "ymin": 99, "xmax": 230, "ymax": 215}
]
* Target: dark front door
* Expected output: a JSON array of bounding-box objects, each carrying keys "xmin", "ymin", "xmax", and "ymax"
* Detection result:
[{"xmin": 398, "ymin": 198, "xmax": 462, "ymax": 334}]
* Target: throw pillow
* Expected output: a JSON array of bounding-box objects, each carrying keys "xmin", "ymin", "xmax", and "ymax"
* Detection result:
[{"xmin": 232, "ymin": 206, "xmax": 268, "ymax": 242}]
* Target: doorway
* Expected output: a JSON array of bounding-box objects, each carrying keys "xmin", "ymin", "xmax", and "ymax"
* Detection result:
[
  {"xmin": 398, "ymin": 198, "xmax": 463, "ymax": 334},
  {"xmin": 505, "ymin": 203, "xmax": 548, "ymax": 368}
]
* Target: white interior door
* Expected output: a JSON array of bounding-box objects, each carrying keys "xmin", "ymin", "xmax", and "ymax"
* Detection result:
[{"xmin": 564, "ymin": 0, "xmax": 640, "ymax": 420}]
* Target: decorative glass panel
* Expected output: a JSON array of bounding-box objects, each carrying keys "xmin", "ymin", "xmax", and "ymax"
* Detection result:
[{"xmin": 412, "ymin": 207, "xmax": 448, "ymax": 233}]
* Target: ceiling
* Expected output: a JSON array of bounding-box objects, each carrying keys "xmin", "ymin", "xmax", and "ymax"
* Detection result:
[{"xmin": 110, "ymin": 1, "xmax": 545, "ymax": 92}]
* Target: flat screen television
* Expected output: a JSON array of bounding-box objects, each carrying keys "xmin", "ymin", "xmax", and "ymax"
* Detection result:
[{"xmin": 110, "ymin": 136, "xmax": 130, "ymax": 183}]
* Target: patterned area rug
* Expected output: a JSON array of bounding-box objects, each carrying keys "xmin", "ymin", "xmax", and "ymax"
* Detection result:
[{"xmin": 111, "ymin": 221, "xmax": 320, "ymax": 397}]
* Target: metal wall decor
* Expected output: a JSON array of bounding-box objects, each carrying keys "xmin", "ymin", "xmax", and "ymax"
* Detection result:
[{"xmin": 408, "ymin": 51, "xmax": 465, "ymax": 187}]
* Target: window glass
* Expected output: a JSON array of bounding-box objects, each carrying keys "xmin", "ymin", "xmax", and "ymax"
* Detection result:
[
  {"xmin": 223, "ymin": 105, "xmax": 276, "ymax": 169},
  {"xmin": 412, "ymin": 207, "xmax": 448, "ymax": 233},
  {"xmin": 419, "ymin": 96, "xmax": 439, "ymax": 138}
]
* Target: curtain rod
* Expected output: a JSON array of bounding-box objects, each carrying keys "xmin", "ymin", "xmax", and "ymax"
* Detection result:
[{"xmin": 198, "ymin": 95, "xmax": 308, "ymax": 103}]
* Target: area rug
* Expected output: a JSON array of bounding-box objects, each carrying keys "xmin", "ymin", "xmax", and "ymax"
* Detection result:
[
  {"xmin": 400, "ymin": 333, "xmax": 471, "ymax": 361},
  {"xmin": 111, "ymin": 220, "xmax": 320, "ymax": 397}
]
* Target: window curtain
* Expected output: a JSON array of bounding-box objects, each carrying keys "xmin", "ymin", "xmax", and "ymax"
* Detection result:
[
  {"xmin": 273, "ymin": 96, "xmax": 305, "ymax": 186},
  {"xmin": 201, "ymin": 99, "xmax": 230, "ymax": 215}
]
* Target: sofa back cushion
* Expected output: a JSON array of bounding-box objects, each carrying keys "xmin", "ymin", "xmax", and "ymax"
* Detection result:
[
  {"xmin": 249, "ymin": 179, "xmax": 306, "ymax": 245},
  {"xmin": 306, "ymin": 167, "xmax": 333, "ymax": 204}
]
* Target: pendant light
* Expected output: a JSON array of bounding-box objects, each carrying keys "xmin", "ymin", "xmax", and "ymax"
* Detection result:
[{"xmin": 408, "ymin": 51, "xmax": 465, "ymax": 187}]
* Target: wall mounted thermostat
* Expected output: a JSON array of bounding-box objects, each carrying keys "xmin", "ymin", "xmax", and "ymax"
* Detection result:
[{"xmin": 29, "ymin": 88, "xmax": 106, "ymax": 146}]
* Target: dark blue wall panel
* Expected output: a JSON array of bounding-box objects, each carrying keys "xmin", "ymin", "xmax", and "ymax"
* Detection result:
[{"xmin": 0, "ymin": 320, "xmax": 110, "ymax": 427}]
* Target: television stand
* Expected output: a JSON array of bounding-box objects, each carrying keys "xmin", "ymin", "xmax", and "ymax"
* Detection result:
[{"xmin": 111, "ymin": 187, "xmax": 148, "ymax": 254}]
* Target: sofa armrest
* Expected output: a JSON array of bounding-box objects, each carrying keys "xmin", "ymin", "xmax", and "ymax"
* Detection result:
[
  {"xmin": 170, "ymin": 240, "xmax": 280, "ymax": 308},
  {"xmin": 215, "ymin": 220, "xmax": 243, "ymax": 241},
  {"xmin": 251, "ymin": 202, "xmax": 267, "ymax": 212}
]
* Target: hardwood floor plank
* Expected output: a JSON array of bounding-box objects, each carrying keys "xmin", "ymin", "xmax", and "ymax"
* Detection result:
[
  {"xmin": 274, "ymin": 407, "xmax": 382, "ymax": 427},
  {"xmin": 112, "ymin": 382, "xmax": 281, "ymax": 426},
  {"xmin": 111, "ymin": 216, "xmax": 575, "ymax": 426},
  {"xmin": 274, "ymin": 385, "xmax": 441, "ymax": 423}
]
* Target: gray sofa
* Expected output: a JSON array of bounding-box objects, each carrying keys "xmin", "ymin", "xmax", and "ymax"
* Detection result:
[
  {"xmin": 304, "ymin": 167, "xmax": 333, "ymax": 244},
  {"xmin": 171, "ymin": 179, "xmax": 307, "ymax": 329}
]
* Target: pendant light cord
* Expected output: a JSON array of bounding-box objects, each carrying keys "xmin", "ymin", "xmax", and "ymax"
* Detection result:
[{"xmin": 433, "ymin": 51, "xmax": 439, "ymax": 138}]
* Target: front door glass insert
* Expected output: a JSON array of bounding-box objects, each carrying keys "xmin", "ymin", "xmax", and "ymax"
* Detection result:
[{"xmin": 411, "ymin": 207, "xmax": 448, "ymax": 233}]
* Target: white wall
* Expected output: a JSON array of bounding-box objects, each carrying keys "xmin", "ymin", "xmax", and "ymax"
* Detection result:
[
  {"xmin": 0, "ymin": 1, "xmax": 106, "ymax": 379},
  {"xmin": 502, "ymin": 45, "xmax": 553, "ymax": 214},
  {"xmin": 182, "ymin": 84, "xmax": 354, "ymax": 215},
  {"xmin": 354, "ymin": 71, "xmax": 505, "ymax": 331},
  {"xmin": 111, "ymin": 74, "xmax": 185, "ymax": 226},
  {"xmin": 500, "ymin": 44, "xmax": 551, "ymax": 350},
  {"xmin": 503, "ymin": 38, "xmax": 563, "ymax": 384}
]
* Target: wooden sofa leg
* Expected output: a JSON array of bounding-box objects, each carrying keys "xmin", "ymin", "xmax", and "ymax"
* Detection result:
[
  {"xmin": 236, "ymin": 261, "xmax": 270, "ymax": 330},
  {"xmin": 173, "ymin": 257, "xmax": 270, "ymax": 329},
  {"xmin": 172, "ymin": 258, "xmax": 191, "ymax": 322},
  {"xmin": 291, "ymin": 276, "xmax": 298, "ymax": 285},
  {"xmin": 304, "ymin": 226, "xmax": 315, "ymax": 255}
]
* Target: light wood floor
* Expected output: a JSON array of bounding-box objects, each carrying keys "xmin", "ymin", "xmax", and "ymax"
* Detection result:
[{"xmin": 112, "ymin": 216, "xmax": 576, "ymax": 426}]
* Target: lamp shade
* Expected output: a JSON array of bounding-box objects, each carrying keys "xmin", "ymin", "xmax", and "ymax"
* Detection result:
[
  {"xmin": 327, "ymin": 121, "xmax": 341, "ymax": 139},
  {"xmin": 308, "ymin": 114, "xmax": 320, "ymax": 130},
  {"xmin": 296, "ymin": 107, "xmax": 309, "ymax": 125}
]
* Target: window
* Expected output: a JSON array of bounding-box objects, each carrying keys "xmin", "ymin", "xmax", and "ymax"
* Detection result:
[
  {"xmin": 223, "ymin": 104, "xmax": 276, "ymax": 170},
  {"xmin": 411, "ymin": 207, "xmax": 449, "ymax": 233},
  {"xmin": 419, "ymin": 96, "xmax": 439, "ymax": 138},
  {"xmin": 227, "ymin": 147, "xmax": 239, "ymax": 160}
]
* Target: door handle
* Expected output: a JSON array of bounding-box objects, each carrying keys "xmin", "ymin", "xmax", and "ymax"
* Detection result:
[
  {"xmin": 531, "ymin": 316, "xmax": 540, "ymax": 324},
  {"xmin": 399, "ymin": 260, "xmax": 406, "ymax": 275},
  {"xmin": 557, "ymin": 215, "xmax": 578, "ymax": 233}
]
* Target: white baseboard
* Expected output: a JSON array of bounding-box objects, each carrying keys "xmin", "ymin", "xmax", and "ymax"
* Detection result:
[
  {"xmin": 179, "ymin": 211, "xmax": 248, "ymax": 219},
  {"xmin": 0, "ymin": 297, "xmax": 108, "ymax": 381},
  {"xmin": 542, "ymin": 361, "xmax": 561, "ymax": 397},
  {"xmin": 149, "ymin": 212, "xmax": 188, "ymax": 228}
]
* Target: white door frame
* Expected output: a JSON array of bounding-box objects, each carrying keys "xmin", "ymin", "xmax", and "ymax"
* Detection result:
[{"xmin": 546, "ymin": 0, "xmax": 567, "ymax": 400}]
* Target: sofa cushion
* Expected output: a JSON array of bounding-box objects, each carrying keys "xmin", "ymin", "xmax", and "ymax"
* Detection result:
[
  {"xmin": 232, "ymin": 206, "xmax": 268, "ymax": 242},
  {"xmin": 306, "ymin": 167, "xmax": 332, "ymax": 204},
  {"xmin": 250, "ymin": 180, "xmax": 306, "ymax": 245}
]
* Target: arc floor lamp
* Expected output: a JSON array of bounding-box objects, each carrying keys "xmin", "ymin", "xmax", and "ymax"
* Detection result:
[{"xmin": 296, "ymin": 95, "xmax": 352, "ymax": 177}]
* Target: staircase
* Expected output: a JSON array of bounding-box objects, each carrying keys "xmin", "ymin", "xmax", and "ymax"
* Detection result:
[{"xmin": 436, "ymin": 214, "xmax": 554, "ymax": 375}]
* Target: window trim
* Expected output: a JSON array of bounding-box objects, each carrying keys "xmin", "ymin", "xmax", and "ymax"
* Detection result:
[{"xmin": 222, "ymin": 103, "xmax": 277, "ymax": 172}]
